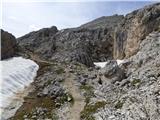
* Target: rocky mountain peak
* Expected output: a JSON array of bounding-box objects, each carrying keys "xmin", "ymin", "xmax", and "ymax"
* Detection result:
[{"xmin": 80, "ymin": 14, "xmax": 124, "ymax": 29}]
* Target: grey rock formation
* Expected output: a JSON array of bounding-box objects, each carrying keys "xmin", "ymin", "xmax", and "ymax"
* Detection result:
[
  {"xmin": 94, "ymin": 32, "xmax": 160, "ymax": 120},
  {"xmin": 114, "ymin": 3, "xmax": 160, "ymax": 59},
  {"xmin": 101, "ymin": 60, "xmax": 125, "ymax": 83},
  {"xmin": 1, "ymin": 29, "xmax": 17, "ymax": 60},
  {"xmin": 17, "ymin": 16, "xmax": 124, "ymax": 66},
  {"xmin": 35, "ymin": 66, "xmax": 66, "ymax": 98},
  {"xmin": 17, "ymin": 3, "xmax": 160, "ymax": 66},
  {"xmin": 18, "ymin": 26, "xmax": 58, "ymax": 58},
  {"xmin": 80, "ymin": 14, "xmax": 124, "ymax": 29}
]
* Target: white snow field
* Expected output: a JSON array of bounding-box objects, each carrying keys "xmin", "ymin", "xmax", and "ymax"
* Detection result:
[{"xmin": 0, "ymin": 57, "xmax": 39, "ymax": 119}]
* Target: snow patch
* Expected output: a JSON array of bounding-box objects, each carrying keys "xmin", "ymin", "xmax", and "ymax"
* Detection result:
[
  {"xmin": 94, "ymin": 59, "xmax": 124, "ymax": 68},
  {"xmin": 0, "ymin": 57, "xmax": 39, "ymax": 119},
  {"xmin": 94, "ymin": 62, "xmax": 108, "ymax": 68}
]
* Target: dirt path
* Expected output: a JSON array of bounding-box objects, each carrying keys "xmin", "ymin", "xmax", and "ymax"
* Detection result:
[
  {"xmin": 30, "ymin": 53, "xmax": 85, "ymax": 119},
  {"xmin": 63, "ymin": 71, "xmax": 85, "ymax": 120},
  {"xmin": 29, "ymin": 53, "xmax": 52, "ymax": 64}
]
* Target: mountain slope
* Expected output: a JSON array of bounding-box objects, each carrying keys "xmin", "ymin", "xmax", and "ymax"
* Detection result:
[{"xmin": 5, "ymin": 2, "xmax": 160, "ymax": 120}]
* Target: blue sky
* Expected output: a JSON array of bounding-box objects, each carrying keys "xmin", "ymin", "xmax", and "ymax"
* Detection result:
[{"xmin": 2, "ymin": 0, "xmax": 157, "ymax": 37}]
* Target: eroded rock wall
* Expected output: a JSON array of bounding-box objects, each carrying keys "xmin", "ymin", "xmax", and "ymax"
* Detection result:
[
  {"xmin": 114, "ymin": 3, "xmax": 160, "ymax": 59},
  {"xmin": 1, "ymin": 29, "xmax": 17, "ymax": 60}
]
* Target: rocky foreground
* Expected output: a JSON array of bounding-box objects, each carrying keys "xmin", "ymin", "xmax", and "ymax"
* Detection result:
[{"xmin": 1, "ymin": 3, "xmax": 160, "ymax": 120}]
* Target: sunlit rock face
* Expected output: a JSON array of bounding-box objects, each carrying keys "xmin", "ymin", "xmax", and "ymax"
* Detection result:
[
  {"xmin": 0, "ymin": 57, "xmax": 39, "ymax": 119},
  {"xmin": 113, "ymin": 3, "xmax": 160, "ymax": 59}
]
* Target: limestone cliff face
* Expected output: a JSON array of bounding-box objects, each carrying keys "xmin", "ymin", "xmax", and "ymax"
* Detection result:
[
  {"xmin": 1, "ymin": 29, "xmax": 17, "ymax": 60},
  {"xmin": 114, "ymin": 3, "xmax": 160, "ymax": 59}
]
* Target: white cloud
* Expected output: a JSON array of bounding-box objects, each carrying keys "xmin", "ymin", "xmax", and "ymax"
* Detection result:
[{"xmin": 29, "ymin": 24, "xmax": 40, "ymax": 31}]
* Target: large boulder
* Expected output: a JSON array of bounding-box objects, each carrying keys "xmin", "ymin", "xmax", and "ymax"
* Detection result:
[
  {"xmin": 101, "ymin": 60, "xmax": 125, "ymax": 83},
  {"xmin": 1, "ymin": 29, "xmax": 17, "ymax": 60}
]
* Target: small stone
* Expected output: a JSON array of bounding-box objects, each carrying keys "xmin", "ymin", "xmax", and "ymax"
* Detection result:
[
  {"xmin": 37, "ymin": 93, "xmax": 43, "ymax": 97},
  {"xmin": 80, "ymin": 78, "xmax": 86, "ymax": 85},
  {"xmin": 55, "ymin": 103, "xmax": 61, "ymax": 107},
  {"xmin": 83, "ymin": 74, "xmax": 88, "ymax": 78},
  {"xmin": 69, "ymin": 69, "xmax": 74, "ymax": 73},
  {"xmin": 56, "ymin": 77, "xmax": 64, "ymax": 82},
  {"xmin": 67, "ymin": 96, "xmax": 72, "ymax": 102},
  {"xmin": 31, "ymin": 115, "xmax": 37, "ymax": 119},
  {"xmin": 89, "ymin": 74, "xmax": 97, "ymax": 79},
  {"xmin": 95, "ymin": 66, "xmax": 101, "ymax": 70},
  {"xmin": 88, "ymin": 67, "xmax": 94, "ymax": 71},
  {"xmin": 42, "ymin": 88, "xmax": 49, "ymax": 96},
  {"xmin": 109, "ymin": 115, "xmax": 115, "ymax": 119},
  {"xmin": 23, "ymin": 115, "xmax": 27, "ymax": 118}
]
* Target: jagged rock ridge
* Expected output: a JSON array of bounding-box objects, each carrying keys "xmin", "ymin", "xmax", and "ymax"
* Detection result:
[{"xmin": 17, "ymin": 15, "xmax": 124, "ymax": 66}]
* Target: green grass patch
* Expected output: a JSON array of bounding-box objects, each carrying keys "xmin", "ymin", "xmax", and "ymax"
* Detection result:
[
  {"xmin": 11, "ymin": 96, "xmax": 56, "ymax": 120},
  {"xmin": 52, "ymin": 112, "xmax": 59, "ymax": 120},
  {"xmin": 12, "ymin": 93, "xmax": 73, "ymax": 120},
  {"xmin": 55, "ymin": 67, "xmax": 65, "ymax": 74},
  {"xmin": 80, "ymin": 101, "xmax": 107, "ymax": 120},
  {"xmin": 80, "ymin": 85, "xmax": 93, "ymax": 91},
  {"xmin": 73, "ymin": 62, "xmax": 87, "ymax": 71},
  {"xmin": 80, "ymin": 85, "xmax": 94, "ymax": 104},
  {"xmin": 131, "ymin": 79, "xmax": 141, "ymax": 86},
  {"xmin": 56, "ymin": 93, "xmax": 74, "ymax": 106}
]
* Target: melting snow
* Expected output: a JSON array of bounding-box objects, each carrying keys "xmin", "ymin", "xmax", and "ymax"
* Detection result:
[{"xmin": 0, "ymin": 57, "xmax": 39, "ymax": 119}]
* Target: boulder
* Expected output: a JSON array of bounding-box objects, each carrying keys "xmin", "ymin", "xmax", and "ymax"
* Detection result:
[{"xmin": 101, "ymin": 60, "xmax": 125, "ymax": 83}]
